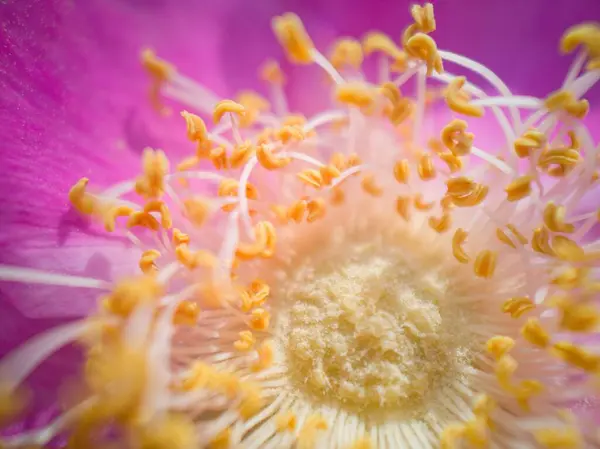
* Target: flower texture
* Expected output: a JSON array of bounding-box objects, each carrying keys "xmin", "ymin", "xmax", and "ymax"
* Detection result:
[{"xmin": 1, "ymin": 1, "xmax": 600, "ymax": 449}]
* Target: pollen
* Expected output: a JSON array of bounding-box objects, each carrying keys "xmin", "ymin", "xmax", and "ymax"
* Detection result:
[
  {"xmin": 213, "ymin": 99, "xmax": 246, "ymax": 124},
  {"xmin": 272, "ymin": 13, "xmax": 315, "ymax": 64},
  {"xmin": 444, "ymin": 77, "xmax": 484, "ymax": 117}
]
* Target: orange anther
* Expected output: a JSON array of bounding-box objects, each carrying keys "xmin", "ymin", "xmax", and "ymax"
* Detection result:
[{"xmin": 256, "ymin": 144, "xmax": 292, "ymax": 170}]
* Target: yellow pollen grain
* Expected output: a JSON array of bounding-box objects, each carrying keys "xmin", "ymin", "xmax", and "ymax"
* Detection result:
[
  {"xmin": 417, "ymin": 153, "xmax": 436, "ymax": 180},
  {"xmin": 552, "ymin": 235, "xmax": 585, "ymax": 261},
  {"xmin": 100, "ymin": 276, "xmax": 162, "ymax": 318},
  {"xmin": 319, "ymin": 164, "xmax": 341, "ymax": 186},
  {"xmin": 288, "ymin": 199, "xmax": 308, "ymax": 223},
  {"xmin": 496, "ymin": 228, "xmax": 517, "ymax": 249},
  {"xmin": 234, "ymin": 331, "xmax": 256, "ymax": 351},
  {"xmin": 256, "ymin": 144, "xmax": 292, "ymax": 170},
  {"xmin": 172, "ymin": 228, "xmax": 190, "ymax": 246},
  {"xmin": 452, "ymin": 228, "xmax": 470, "ymax": 263},
  {"xmin": 69, "ymin": 177, "xmax": 97, "ymax": 216},
  {"xmin": 144, "ymin": 200, "xmax": 172, "ymax": 229},
  {"xmin": 180, "ymin": 110, "xmax": 209, "ymax": 142},
  {"xmin": 411, "ymin": 3, "xmax": 436, "ymax": 33},
  {"xmin": 272, "ymin": 13, "xmax": 315, "ymax": 64},
  {"xmin": 230, "ymin": 141, "xmax": 255, "ymax": 168},
  {"xmin": 544, "ymin": 202, "xmax": 575, "ymax": 233},
  {"xmin": 362, "ymin": 31, "xmax": 405, "ymax": 59},
  {"xmin": 173, "ymin": 300, "xmax": 201, "ymax": 326},
  {"xmin": 126, "ymin": 211, "xmax": 160, "ymax": 231},
  {"xmin": 252, "ymin": 340, "xmax": 275, "ymax": 371},
  {"xmin": 444, "ymin": 77, "xmax": 484, "ymax": 117},
  {"xmin": 507, "ymin": 224, "xmax": 528, "ymax": 245},
  {"xmin": 505, "ymin": 175, "xmax": 533, "ymax": 202},
  {"xmin": 441, "ymin": 119, "xmax": 474, "ymax": 156},
  {"xmin": 249, "ymin": 308, "xmax": 270, "ymax": 331},
  {"xmin": 307, "ymin": 198, "xmax": 326, "ymax": 222},
  {"xmin": 532, "ymin": 226, "xmax": 555, "ymax": 256},
  {"xmin": 534, "ymin": 427, "xmax": 583, "ymax": 449},
  {"xmin": 521, "ymin": 318, "xmax": 550, "ymax": 348},
  {"xmin": 473, "ymin": 250, "xmax": 497, "ymax": 279},
  {"xmin": 236, "ymin": 221, "xmax": 277, "ymax": 260},
  {"xmin": 213, "ymin": 99, "xmax": 246, "ymax": 124},
  {"xmin": 438, "ymin": 152, "xmax": 463, "ymax": 173},
  {"xmin": 361, "ymin": 173, "xmax": 384, "ymax": 196},
  {"xmin": 141, "ymin": 49, "xmax": 175, "ymax": 114},
  {"xmin": 135, "ymin": 148, "xmax": 169, "ymax": 199},
  {"xmin": 405, "ymin": 32, "xmax": 443, "ymax": 75},
  {"xmin": 275, "ymin": 412, "xmax": 297, "ymax": 433},
  {"xmin": 544, "ymin": 90, "xmax": 589, "ymax": 118},
  {"xmin": 502, "ymin": 297, "xmax": 535, "ymax": 318},
  {"xmin": 330, "ymin": 38, "xmax": 364, "ymax": 69},
  {"xmin": 260, "ymin": 59, "xmax": 286, "ymax": 85},
  {"xmin": 183, "ymin": 198, "xmax": 210, "ymax": 228},
  {"xmin": 414, "ymin": 193, "xmax": 435, "ymax": 210}
]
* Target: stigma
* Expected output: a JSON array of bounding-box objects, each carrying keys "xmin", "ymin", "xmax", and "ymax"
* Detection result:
[{"xmin": 1, "ymin": 4, "xmax": 600, "ymax": 449}]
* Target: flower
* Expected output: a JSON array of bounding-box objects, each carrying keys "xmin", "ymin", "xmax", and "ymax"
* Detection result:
[{"xmin": 1, "ymin": 0, "xmax": 600, "ymax": 448}]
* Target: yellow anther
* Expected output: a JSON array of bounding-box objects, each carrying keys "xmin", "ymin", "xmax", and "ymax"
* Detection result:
[
  {"xmin": 440, "ymin": 424, "xmax": 465, "ymax": 449},
  {"xmin": 139, "ymin": 249, "xmax": 161, "ymax": 274},
  {"xmin": 544, "ymin": 90, "xmax": 589, "ymax": 119},
  {"xmin": 0, "ymin": 385, "xmax": 28, "ymax": 426},
  {"xmin": 438, "ymin": 152, "xmax": 463, "ymax": 173},
  {"xmin": 256, "ymin": 144, "xmax": 292, "ymax": 170},
  {"xmin": 144, "ymin": 200, "xmax": 172, "ymax": 229},
  {"xmin": 249, "ymin": 309, "xmax": 270, "ymax": 332},
  {"xmin": 272, "ymin": 13, "xmax": 315, "ymax": 64},
  {"xmin": 288, "ymin": 199, "xmax": 307, "ymax": 223},
  {"xmin": 505, "ymin": 175, "xmax": 533, "ymax": 202},
  {"xmin": 101, "ymin": 276, "xmax": 163, "ymax": 317},
  {"xmin": 229, "ymin": 141, "xmax": 255, "ymax": 169},
  {"xmin": 521, "ymin": 318, "xmax": 550, "ymax": 348},
  {"xmin": 236, "ymin": 221, "xmax": 277, "ymax": 260},
  {"xmin": 330, "ymin": 38, "xmax": 364, "ymax": 69},
  {"xmin": 363, "ymin": 32, "xmax": 405, "ymax": 59},
  {"xmin": 138, "ymin": 413, "xmax": 198, "ymax": 449},
  {"xmin": 177, "ymin": 155, "xmax": 200, "ymax": 172},
  {"xmin": 172, "ymin": 228, "xmax": 190, "ymax": 246},
  {"xmin": 252, "ymin": 340, "xmax": 274, "ymax": 371},
  {"xmin": 554, "ymin": 296, "xmax": 599, "ymax": 332},
  {"xmin": 349, "ymin": 438, "xmax": 373, "ymax": 449},
  {"xmin": 532, "ymin": 226, "xmax": 555, "ymax": 256},
  {"xmin": 444, "ymin": 77, "xmax": 484, "ymax": 117},
  {"xmin": 175, "ymin": 245, "xmax": 215, "ymax": 270},
  {"xmin": 486, "ymin": 336, "xmax": 515, "ymax": 360},
  {"xmin": 319, "ymin": 165, "xmax": 341, "ymax": 186},
  {"xmin": 538, "ymin": 147, "xmax": 581, "ymax": 171},
  {"xmin": 141, "ymin": 49, "xmax": 175, "ymax": 113},
  {"xmin": 417, "ymin": 153, "xmax": 436, "ymax": 180},
  {"xmin": 127, "ymin": 211, "xmax": 160, "ymax": 231},
  {"xmin": 411, "ymin": 3, "xmax": 436, "ymax": 33},
  {"xmin": 180, "ymin": 110, "xmax": 208, "ymax": 142},
  {"xmin": 260, "ymin": 59, "xmax": 286, "ymax": 84},
  {"xmin": 209, "ymin": 427, "xmax": 231, "ymax": 449},
  {"xmin": 414, "ymin": 193, "xmax": 435, "ymax": 210},
  {"xmin": 441, "ymin": 119, "xmax": 474, "ymax": 156},
  {"xmin": 346, "ymin": 153, "xmax": 362, "ymax": 168},
  {"xmin": 380, "ymin": 81, "xmax": 401, "ymax": 104},
  {"xmin": 218, "ymin": 179, "xmax": 258, "ymax": 201},
  {"xmin": 103, "ymin": 205, "xmax": 134, "ymax": 232},
  {"xmin": 496, "ymin": 228, "xmax": 516, "ymax": 248},
  {"xmin": 69, "ymin": 177, "xmax": 97, "ymax": 215},
  {"xmin": 213, "ymin": 99, "xmax": 246, "ymax": 124},
  {"xmin": 361, "ymin": 173, "xmax": 384, "ymax": 196},
  {"xmin": 393, "ymin": 159, "xmax": 410, "ymax": 184},
  {"xmin": 275, "ymin": 412, "xmax": 297, "ymax": 432},
  {"xmin": 336, "ymin": 82, "xmax": 376, "ymax": 108},
  {"xmin": 463, "ymin": 416, "xmax": 489, "ymax": 448},
  {"xmin": 173, "ymin": 300, "xmax": 201, "ymax": 326},
  {"xmin": 440, "ymin": 194, "xmax": 454, "ymax": 211},
  {"xmin": 506, "ymin": 224, "xmax": 528, "ymax": 245},
  {"xmin": 543, "ymin": 202, "xmax": 575, "ymax": 233},
  {"xmin": 234, "ymin": 331, "xmax": 256, "ymax": 351},
  {"xmin": 276, "ymin": 124, "xmax": 305, "ymax": 143},
  {"xmin": 552, "ymin": 267, "xmax": 589, "ymax": 290},
  {"xmin": 495, "ymin": 354, "xmax": 517, "ymax": 390},
  {"xmin": 239, "ymin": 279, "xmax": 270, "ymax": 312},
  {"xmin": 297, "ymin": 169, "xmax": 323, "ymax": 189},
  {"xmin": 135, "ymin": 148, "xmax": 169, "ymax": 199},
  {"xmin": 552, "ymin": 235, "xmax": 585, "ymax": 261},
  {"xmin": 380, "ymin": 82, "xmax": 413, "ymax": 124},
  {"xmin": 552, "ymin": 341, "xmax": 600, "ymax": 372},
  {"xmin": 396, "ymin": 196, "xmax": 411, "ymax": 220},
  {"xmin": 329, "ymin": 152, "xmax": 347, "ymax": 171},
  {"xmin": 514, "ymin": 379, "xmax": 544, "ymax": 411},
  {"xmin": 452, "ymin": 228, "xmax": 470, "ymax": 263},
  {"xmin": 405, "ymin": 32, "xmax": 443, "ymax": 75},
  {"xmin": 473, "ymin": 250, "xmax": 497, "ymax": 279},
  {"xmin": 236, "ymin": 91, "xmax": 270, "ymax": 127},
  {"xmin": 428, "ymin": 213, "xmax": 451, "ymax": 233},
  {"xmin": 330, "ymin": 187, "xmax": 345, "ymax": 205},
  {"xmin": 183, "ymin": 198, "xmax": 210, "ymax": 228},
  {"xmin": 514, "ymin": 129, "xmax": 546, "ymax": 158},
  {"xmin": 297, "ymin": 414, "xmax": 328, "ymax": 449},
  {"xmin": 307, "ymin": 198, "xmax": 326, "ymax": 222},
  {"xmin": 534, "ymin": 427, "xmax": 583, "ymax": 449},
  {"xmin": 502, "ymin": 297, "xmax": 535, "ymax": 319},
  {"xmin": 446, "ymin": 177, "xmax": 488, "ymax": 207}
]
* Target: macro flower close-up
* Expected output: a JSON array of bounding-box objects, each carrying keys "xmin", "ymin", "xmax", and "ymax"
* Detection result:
[{"xmin": 1, "ymin": 0, "xmax": 600, "ymax": 447}]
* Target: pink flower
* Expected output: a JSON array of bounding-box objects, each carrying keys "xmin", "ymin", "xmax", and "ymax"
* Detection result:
[{"xmin": 1, "ymin": 0, "xmax": 599, "ymax": 447}]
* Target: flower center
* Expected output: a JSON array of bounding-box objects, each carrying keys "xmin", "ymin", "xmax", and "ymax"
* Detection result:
[{"xmin": 272, "ymin": 217, "xmax": 479, "ymax": 417}]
